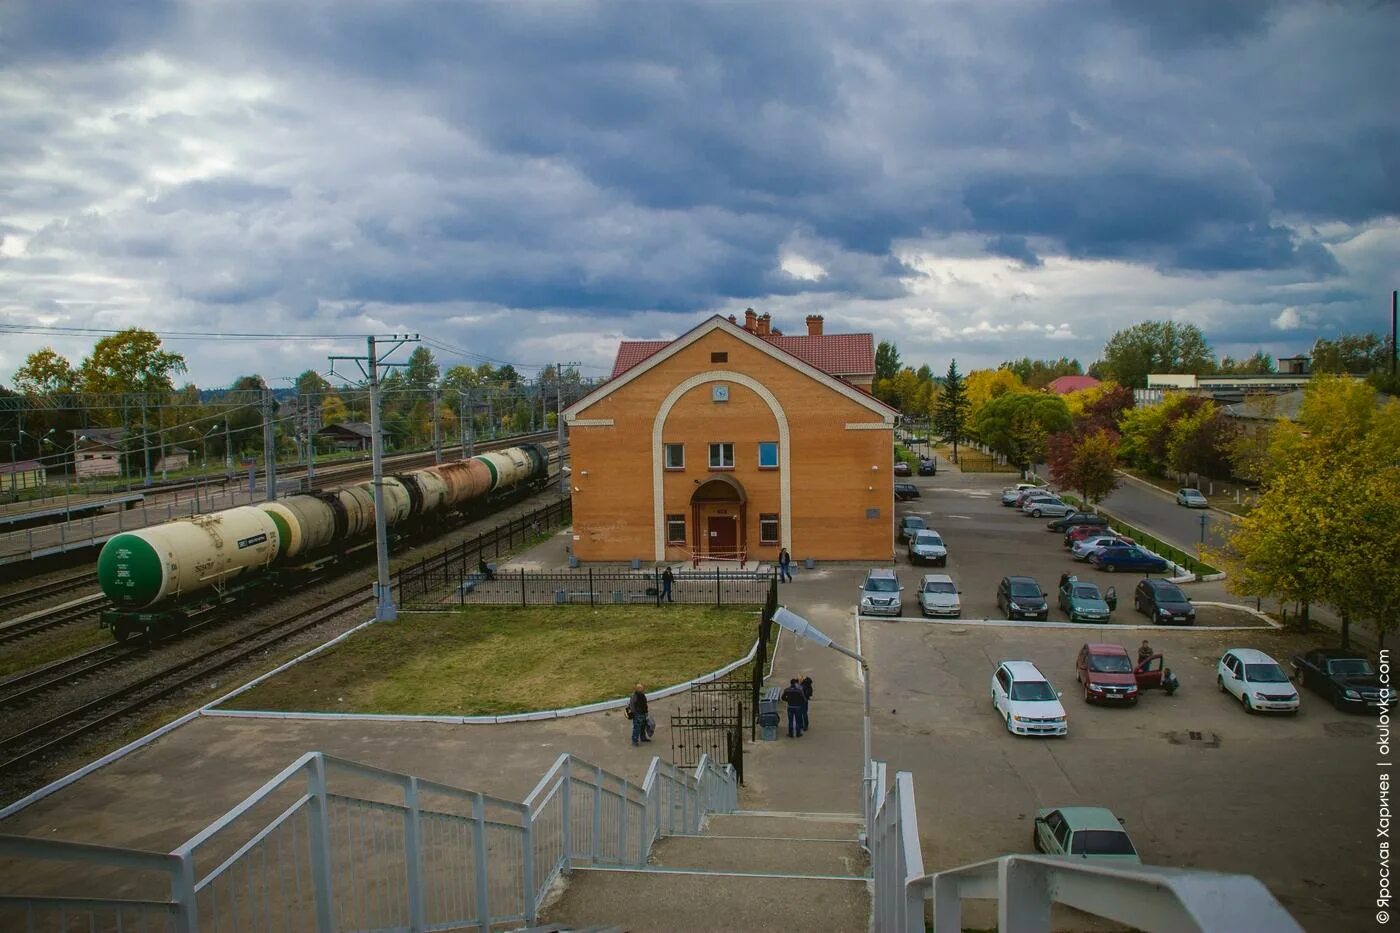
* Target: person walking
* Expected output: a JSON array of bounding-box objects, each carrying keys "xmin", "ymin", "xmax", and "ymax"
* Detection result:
[
  {"xmin": 661, "ymin": 566, "xmax": 674, "ymax": 603},
  {"xmin": 626, "ymin": 683, "xmax": 650, "ymax": 746},
  {"xmin": 800, "ymin": 674, "xmax": 814, "ymax": 733},
  {"xmin": 778, "ymin": 548, "xmax": 793, "ymax": 583},
  {"xmin": 781, "ymin": 677, "xmax": 806, "ymax": 738}
]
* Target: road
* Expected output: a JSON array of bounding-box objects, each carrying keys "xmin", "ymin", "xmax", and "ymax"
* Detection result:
[{"xmin": 1098, "ymin": 475, "xmax": 1234, "ymax": 553}]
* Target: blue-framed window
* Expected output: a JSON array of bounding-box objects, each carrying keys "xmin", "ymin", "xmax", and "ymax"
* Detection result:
[{"xmin": 757, "ymin": 441, "xmax": 779, "ymax": 469}]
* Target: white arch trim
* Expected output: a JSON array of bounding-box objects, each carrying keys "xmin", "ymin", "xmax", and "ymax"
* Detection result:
[{"xmin": 652, "ymin": 371, "xmax": 790, "ymax": 561}]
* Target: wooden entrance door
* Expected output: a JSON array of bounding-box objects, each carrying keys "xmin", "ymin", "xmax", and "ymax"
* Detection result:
[{"xmin": 707, "ymin": 516, "xmax": 738, "ymax": 556}]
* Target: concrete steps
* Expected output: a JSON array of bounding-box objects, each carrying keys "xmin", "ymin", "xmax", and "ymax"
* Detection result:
[{"xmin": 539, "ymin": 810, "xmax": 871, "ymax": 932}]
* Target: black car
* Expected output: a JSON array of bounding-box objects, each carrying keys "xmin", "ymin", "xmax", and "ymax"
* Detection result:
[
  {"xmin": 1291, "ymin": 649, "xmax": 1387, "ymax": 712},
  {"xmin": 918, "ymin": 456, "xmax": 937, "ymax": 476},
  {"xmin": 894, "ymin": 482, "xmax": 921, "ymax": 501},
  {"xmin": 1133, "ymin": 578, "xmax": 1196, "ymax": 625},
  {"xmin": 996, "ymin": 575, "xmax": 1049, "ymax": 621},
  {"xmin": 1047, "ymin": 513, "xmax": 1110, "ymax": 534}
]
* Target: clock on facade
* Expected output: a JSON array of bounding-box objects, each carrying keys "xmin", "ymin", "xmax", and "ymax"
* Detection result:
[{"xmin": 711, "ymin": 384, "xmax": 729, "ymax": 402}]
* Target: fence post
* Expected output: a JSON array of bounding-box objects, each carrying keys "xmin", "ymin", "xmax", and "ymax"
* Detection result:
[
  {"xmin": 592, "ymin": 765, "xmax": 604, "ymax": 862},
  {"xmin": 171, "ymin": 850, "xmax": 199, "ymax": 933},
  {"xmin": 306, "ymin": 755, "xmax": 336, "ymax": 933},
  {"xmin": 589, "ymin": 568, "xmax": 595, "ymax": 607},
  {"xmin": 404, "ymin": 777, "xmax": 426, "ymax": 932},
  {"xmin": 472, "ymin": 792, "xmax": 491, "ymax": 932},
  {"xmin": 715, "ymin": 566, "xmax": 721, "ymax": 607},
  {"xmin": 655, "ymin": 566, "xmax": 661, "ymax": 607},
  {"xmin": 521, "ymin": 567, "xmax": 527, "ymax": 607},
  {"xmin": 616, "ymin": 775, "xmax": 627, "ymax": 862},
  {"xmin": 522, "ymin": 808, "xmax": 538, "ymax": 924}
]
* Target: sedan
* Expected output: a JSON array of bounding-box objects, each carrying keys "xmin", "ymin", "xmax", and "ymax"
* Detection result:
[
  {"xmin": 1218, "ymin": 648, "xmax": 1299, "ymax": 713},
  {"xmin": 917, "ymin": 573, "xmax": 961, "ymax": 617},
  {"xmin": 1292, "ymin": 649, "xmax": 1387, "ymax": 711},
  {"xmin": 1176, "ymin": 488, "xmax": 1208, "ymax": 508},
  {"xmin": 1071, "ymin": 534, "xmax": 1129, "ymax": 561},
  {"xmin": 893, "ymin": 460, "xmax": 912, "ymax": 477},
  {"xmin": 1089, "ymin": 545, "xmax": 1170, "ymax": 574},
  {"xmin": 991, "ymin": 660, "xmax": 1067, "ymax": 736},
  {"xmin": 917, "ymin": 457, "xmax": 937, "ymax": 476},
  {"xmin": 908, "ymin": 529, "xmax": 948, "ymax": 566},
  {"xmin": 898, "ymin": 515, "xmax": 927, "ymax": 543},
  {"xmin": 1022, "ymin": 498, "xmax": 1074, "ymax": 518},
  {"xmin": 1048, "ymin": 513, "xmax": 1110, "ymax": 534},
  {"xmin": 1001, "ymin": 483, "xmax": 1044, "ymax": 506},
  {"xmin": 1033, "ymin": 808, "xmax": 1140, "ymax": 864},
  {"xmin": 894, "ymin": 483, "xmax": 920, "ymax": 501}
]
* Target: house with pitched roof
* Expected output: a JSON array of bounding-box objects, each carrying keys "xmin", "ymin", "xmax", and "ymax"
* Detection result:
[{"xmin": 562, "ymin": 312, "xmax": 897, "ymax": 564}]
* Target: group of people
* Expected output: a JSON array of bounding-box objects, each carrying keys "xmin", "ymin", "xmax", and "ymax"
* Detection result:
[{"xmin": 780, "ymin": 674, "xmax": 814, "ymax": 737}]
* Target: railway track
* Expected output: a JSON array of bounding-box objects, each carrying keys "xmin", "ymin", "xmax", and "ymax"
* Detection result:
[
  {"xmin": 0, "ymin": 594, "xmax": 109, "ymax": 648},
  {"xmin": 0, "ymin": 572, "xmax": 101, "ymax": 617},
  {"xmin": 0, "ymin": 589, "xmax": 373, "ymax": 774}
]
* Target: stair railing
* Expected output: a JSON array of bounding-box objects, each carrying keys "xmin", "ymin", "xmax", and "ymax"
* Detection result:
[{"xmin": 868, "ymin": 759, "xmax": 1302, "ymax": 933}]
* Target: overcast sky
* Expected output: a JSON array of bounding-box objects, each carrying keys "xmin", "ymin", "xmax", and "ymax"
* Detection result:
[{"xmin": 1, "ymin": 0, "xmax": 1396, "ymax": 388}]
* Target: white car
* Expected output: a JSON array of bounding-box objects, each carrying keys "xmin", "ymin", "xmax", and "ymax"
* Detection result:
[
  {"xmin": 1176, "ymin": 488, "xmax": 1208, "ymax": 508},
  {"xmin": 917, "ymin": 573, "xmax": 960, "ymax": 617},
  {"xmin": 1217, "ymin": 648, "xmax": 1300, "ymax": 714},
  {"xmin": 991, "ymin": 661, "xmax": 1068, "ymax": 736},
  {"xmin": 1071, "ymin": 534, "xmax": 1130, "ymax": 561},
  {"xmin": 1022, "ymin": 498, "xmax": 1075, "ymax": 518}
]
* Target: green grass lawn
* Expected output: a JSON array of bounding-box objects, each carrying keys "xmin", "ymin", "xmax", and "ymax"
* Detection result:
[{"xmin": 226, "ymin": 605, "xmax": 761, "ymax": 716}]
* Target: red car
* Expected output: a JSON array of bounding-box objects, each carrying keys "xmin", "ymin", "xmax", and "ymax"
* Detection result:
[
  {"xmin": 1064, "ymin": 524, "xmax": 1121, "ymax": 548},
  {"xmin": 1075, "ymin": 643, "xmax": 1140, "ymax": 704}
]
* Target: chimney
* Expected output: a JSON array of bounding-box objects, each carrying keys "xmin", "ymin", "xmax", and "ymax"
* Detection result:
[
  {"xmin": 727, "ymin": 314, "xmax": 737, "ymax": 324},
  {"xmin": 805, "ymin": 314, "xmax": 824, "ymax": 336},
  {"xmin": 758, "ymin": 312, "xmax": 772, "ymax": 336},
  {"xmin": 744, "ymin": 308, "xmax": 757, "ymax": 332}
]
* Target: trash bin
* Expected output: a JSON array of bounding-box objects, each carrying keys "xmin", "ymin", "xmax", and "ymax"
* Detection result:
[
  {"xmin": 568, "ymin": 554, "xmax": 579, "ymax": 569},
  {"xmin": 611, "ymin": 591, "xmax": 624, "ymax": 604},
  {"xmin": 630, "ymin": 558, "xmax": 641, "ymax": 570},
  {"xmin": 555, "ymin": 590, "xmax": 567, "ymax": 605},
  {"xmin": 758, "ymin": 686, "xmax": 781, "ymax": 741},
  {"xmin": 804, "ymin": 558, "xmax": 815, "ymax": 570}
]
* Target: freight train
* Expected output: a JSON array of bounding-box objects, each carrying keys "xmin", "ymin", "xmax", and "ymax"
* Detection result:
[{"xmin": 95, "ymin": 444, "xmax": 551, "ymax": 641}]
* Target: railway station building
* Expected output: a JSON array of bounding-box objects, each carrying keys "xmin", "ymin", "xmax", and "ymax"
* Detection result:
[{"xmin": 562, "ymin": 311, "xmax": 897, "ymax": 564}]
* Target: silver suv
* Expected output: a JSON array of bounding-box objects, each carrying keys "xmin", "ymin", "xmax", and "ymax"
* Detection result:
[{"xmin": 859, "ymin": 568, "xmax": 903, "ymax": 616}]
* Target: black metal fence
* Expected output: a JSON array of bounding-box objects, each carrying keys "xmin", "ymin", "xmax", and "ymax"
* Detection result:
[
  {"xmin": 411, "ymin": 567, "xmax": 773, "ymax": 609},
  {"xmin": 670, "ymin": 706, "xmax": 745, "ymax": 784}
]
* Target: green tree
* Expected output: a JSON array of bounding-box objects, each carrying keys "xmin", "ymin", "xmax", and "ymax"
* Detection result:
[
  {"xmin": 1217, "ymin": 351, "xmax": 1275, "ymax": 375},
  {"xmin": 78, "ymin": 328, "xmax": 187, "ymax": 395},
  {"xmin": 13, "ymin": 348, "xmax": 78, "ymax": 395},
  {"xmin": 1117, "ymin": 393, "xmax": 1209, "ymax": 476},
  {"xmin": 1047, "ymin": 429, "xmax": 1121, "ymax": 506},
  {"xmin": 1166, "ymin": 403, "xmax": 1239, "ymax": 481},
  {"xmin": 404, "ymin": 347, "xmax": 440, "ymax": 392},
  {"xmin": 1310, "ymin": 332, "xmax": 1395, "ymax": 374},
  {"xmin": 933, "ymin": 360, "xmax": 970, "ymax": 460},
  {"xmin": 875, "ymin": 341, "xmax": 901, "ymax": 382},
  {"xmin": 974, "ymin": 392, "xmax": 1071, "ymax": 471},
  {"xmin": 1001, "ymin": 356, "xmax": 1083, "ymax": 389},
  {"xmin": 1097, "ymin": 321, "xmax": 1214, "ymax": 389}
]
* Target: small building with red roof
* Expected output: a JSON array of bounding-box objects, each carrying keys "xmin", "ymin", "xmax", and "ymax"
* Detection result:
[
  {"xmin": 562, "ymin": 311, "xmax": 896, "ymax": 563},
  {"xmin": 1046, "ymin": 375, "xmax": 1101, "ymax": 395}
]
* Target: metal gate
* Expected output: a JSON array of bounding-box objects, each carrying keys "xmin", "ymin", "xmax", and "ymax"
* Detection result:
[{"xmin": 670, "ymin": 706, "xmax": 744, "ymax": 784}]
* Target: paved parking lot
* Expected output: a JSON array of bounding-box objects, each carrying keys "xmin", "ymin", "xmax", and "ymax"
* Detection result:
[{"xmin": 868, "ymin": 466, "xmax": 1374, "ymax": 930}]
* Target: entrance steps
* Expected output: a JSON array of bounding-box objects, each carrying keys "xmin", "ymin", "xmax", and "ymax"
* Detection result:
[{"xmin": 539, "ymin": 811, "xmax": 870, "ymax": 933}]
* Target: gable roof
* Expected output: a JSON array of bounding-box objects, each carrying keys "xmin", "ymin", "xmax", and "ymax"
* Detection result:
[
  {"xmin": 1046, "ymin": 375, "xmax": 1101, "ymax": 395},
  {"xmin": 318, "ymin": 422, "xmax": 374, "ymax": 438},
  {"xmin": 570, "ymin": 315, "xmax": 896, "ymax": 420},
  {"xmin": 0, "ymin": 461, "xmax": 44, "ymax": 474},
  {"xmin": 610, "ymin": 330, "xmax": 875, "ymax": 379}
]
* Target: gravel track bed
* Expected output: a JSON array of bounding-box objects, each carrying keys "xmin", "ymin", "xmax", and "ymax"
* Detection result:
[{"xmin": 0, "ymin": 481, "xmax": 569, "ymax": 808}]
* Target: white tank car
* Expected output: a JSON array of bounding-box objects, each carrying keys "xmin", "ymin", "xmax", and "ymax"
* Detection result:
[
  {"xmin": 379, "ymin": 476, "xmax": 414, "ymax": 525},
  {"xmin": 334, "ymin": 484, "xmax": 377, "ymax": 538},
  {"xmin": 98, "ymin": 506, "xmax": 281, "ymax": 610},
  {"xmin": 406, "ymin": 468, "xmax": 450, "ymax": 516},
  {"xmin": 258, "ymin": 496, "xmax": 338, "ymax": 560},
  {"xmin": 476, "ymin": 448, "xmax": 532, "ymax": 492}
]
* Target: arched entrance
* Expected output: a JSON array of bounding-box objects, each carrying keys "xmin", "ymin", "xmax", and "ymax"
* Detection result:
[{"xmin": 691, "ymin": 477, "xmax": 746, "ymax": 562}]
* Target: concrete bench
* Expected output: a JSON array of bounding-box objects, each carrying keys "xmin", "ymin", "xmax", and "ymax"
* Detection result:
[
  {"xmin": 456, "ymin": 573, "xmax": 490, "ymax": 595},
  {"xmin": 555, "ymin": 590, "xmax": 601, "ymax": 604}
]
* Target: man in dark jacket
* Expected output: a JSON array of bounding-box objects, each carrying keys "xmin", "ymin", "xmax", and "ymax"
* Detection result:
[
  {"xmin": 781, "ymin": 678, "xmax": 806, "ymax": 737},
  {"xmin": 800, "ymin": 675, "xmax": 814, "ymax": 732},
  {"xmin": 626, "ymin": 684, "xmax": 650, "ymax": 746},
  {"xmin": 661, "ymin": 566, "xmax": 674, "ymax": 603}
]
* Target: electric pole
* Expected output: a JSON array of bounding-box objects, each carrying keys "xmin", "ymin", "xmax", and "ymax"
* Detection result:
[
  {"xmin": 329, "ymin": 334, "xmax": 419, "ymax": 622},
  {"xmin": 556, "ymin": 360, "xmax": 580, "ymax": 453},
  {"xmin": 141, "ymin": 397, "xmax": 152, "ymax": 488},
  {"xmin": 261, "ymin": 388, "xmax": 277, "ymax": 501},
  {"xmin": 432, "ymin": 386, "xmax": 443, "ymax": 464}
]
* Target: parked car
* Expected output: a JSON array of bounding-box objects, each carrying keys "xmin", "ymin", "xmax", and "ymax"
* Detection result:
[
  {"xmin": 991, "ymin": 660, "xmax": 1067, "ymax": 736},
  {"xmin": 1089, "ymin": 545, "xmax": 1170, "ymax": 574},
  {"xmin": 1014, "ymin": 488, "xmax": 1054, "ymax": 509},
  {"xmin": 858, "ymin": 568, "xmax": 904, "ymax": 616},
  {"xmin": 1217, "ymin": 648, "xmax": 1299, "ymax": 713},
  {"xmin": 917, "ymin": 456, "xmax": 937, "ymax": 476},
  {"xmin": 1049, "ymin": 513, "xmax": 1110, "ymax": 534},
  {"xmin": 1057, "ymin": 576, "xmax": 1116, "ymax": 623},
  {"xmin": 894, "ymin": 482, "xmax": 920, "ymax": 501},
  {"xmin": 908, "ymin": 529, "xmax": 948, "ymax": 566},
  {"xmin": 1133, "ymin": 578, "xmax": 1196, "ymax": 625},
  {"xmin": 996, "ymin": 575, "xmax": 1049, "ymax": 621},
  {"xmin": 1074, "ymin": 643, "xmax": 1139, "ymax": 703},
  {"xmin": 1001, "ymin": 483, "xmax": 1044, "ymax": 506},
  {"xmin": 893, "ymin": 460, "xmax": 912, "ymax": 477},
  {"xmin": 917, "ymin": 573, "xmax": 961, "ymax": 618},
  {"xmin": 1291, "ymin": 649, "xmax": 1386, "ymax": 711},
  {"xmin": 898, "ymin": 515, "xmax": 927, "ymax": 544},
  {"xmin": 1032, "ymin": 808, "xmax": 1140, "ymax": 863},
  {"xmin": 1064, "ymin": 522, "xmax": 1117, "ymax": 548},
  {"xmin": 1022, "ymin": 498, "xmax": 1075, "ymax": 518},
  {"xmin": 1176, "ymin": 488, "xmax": 1209, "ymax": 508},
  {"xmin": 1071, "ymin": 534, "xmax": 1131, "ymax": 561}
]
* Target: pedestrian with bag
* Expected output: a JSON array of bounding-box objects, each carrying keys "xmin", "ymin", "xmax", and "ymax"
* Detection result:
[
  {"xmin": 781, "ymin": 677, "xmax": 806, "ymax": 738},
  {"xmin": 626, "ymin": 683, "xmax": 651, "ymax": 746},
  {"xmin": 661, "ymin": 566, "xmax": 674, "ymax": 603},
  {"xmin": 800, "ymin": 674, "xmax": 814, "ymax": 732},
  {"xmin": 778, "ymin": 548, "xmax": 793, "ymax": 583}
]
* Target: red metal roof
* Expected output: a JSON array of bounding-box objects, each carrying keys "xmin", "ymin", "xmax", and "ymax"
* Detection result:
[
  {"xmin": 610, "ymin": 331, "xmax": 876, "ymax": 379},
  {"xmin": 1046, "ymin": 375, "xmax": 1101, "ymax": 395}
]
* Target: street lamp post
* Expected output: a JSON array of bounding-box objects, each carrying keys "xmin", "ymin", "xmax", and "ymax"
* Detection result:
[{"xmin": 770, "ymin": 606, "xmax": 874, "ymax": 837}]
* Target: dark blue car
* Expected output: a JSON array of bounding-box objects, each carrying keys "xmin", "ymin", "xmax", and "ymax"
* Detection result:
[{"xmin": 1088, "ymin": 545, "xmax": 1170, "ymax": 574}]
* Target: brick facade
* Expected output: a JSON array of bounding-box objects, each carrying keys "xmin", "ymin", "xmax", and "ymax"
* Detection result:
[{"xmin": 564, "ymin": 316, "xmax": 895, "ymax": 563}]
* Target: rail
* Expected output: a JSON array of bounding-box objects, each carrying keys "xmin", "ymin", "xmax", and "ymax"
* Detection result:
[
  {"xmin": 867, "ymin": 760, "xmax": 1300, "ymax": 932},
  {"xmin": 0, "ymin": 748, "xmax": 738, "ymax": 931}
]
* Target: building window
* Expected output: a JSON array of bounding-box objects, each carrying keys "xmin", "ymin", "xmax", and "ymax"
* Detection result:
[
  {"xmin": 667, "ymin": 514, "xmax": 687, "ymax": 545},
  {"xmin": 708, "ymin": 442, "xmax": 735, "ymax": 469},
  {"xmin": 664, "ymin": 443, "xmax": 685, "ymax": 470},
  {"xmin": 757, "ymin": 441, "xmax": 778, "ymax": 469},
  {"xmin": 711, "ymin": 351, "xmax": 728, "ymax": 363},
  {"xmin": 759, "ymin": 513, "xmax": 779, "ymax": 545}
]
